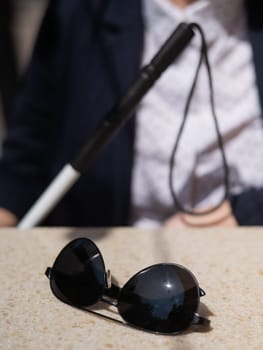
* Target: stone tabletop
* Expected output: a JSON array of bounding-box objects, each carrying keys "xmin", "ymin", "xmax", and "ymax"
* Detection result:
[{"xmin": 0, "ymin": 227, "xmax": 263, "ymax": 349}]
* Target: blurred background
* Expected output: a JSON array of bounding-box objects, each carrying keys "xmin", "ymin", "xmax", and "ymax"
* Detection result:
[{"xmin": 0, "ymin": 0, "xmax": 48, "ymax": 152}]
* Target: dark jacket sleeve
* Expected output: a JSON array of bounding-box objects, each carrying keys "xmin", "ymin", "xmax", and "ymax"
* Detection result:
[
  {"xmin": 0, "ymin": 0, "xmax": 69, "ymax": 219},
  {"xmin": 230, "ymin": 189, "xmax": 263, "ymax": 225}
]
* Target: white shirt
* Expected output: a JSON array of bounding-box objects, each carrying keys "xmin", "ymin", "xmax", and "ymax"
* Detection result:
[{"xmin": 130, "ymin": 0, "xmax": 263, "ymax": 228}]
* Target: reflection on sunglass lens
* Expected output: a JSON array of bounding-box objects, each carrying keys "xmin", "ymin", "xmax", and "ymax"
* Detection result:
[
  {"xmin": 117, "ymin": 264, "xmax": 199, "ymax": 333},
  {"xmin": 50, "ymin": 239, "xmax": 106, "ymax": 307}
]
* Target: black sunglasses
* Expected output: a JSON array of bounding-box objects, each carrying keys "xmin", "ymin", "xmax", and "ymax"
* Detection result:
[{"xmin": 45, "ymin": 238, "xmax": 209, "ymax": 335}]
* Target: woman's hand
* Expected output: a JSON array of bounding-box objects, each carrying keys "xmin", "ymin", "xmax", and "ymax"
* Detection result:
[
  {"xmin": 0, "ymin": 208, "xmax": 18, "ymax": 227},
  {"xmin": 164, "ymin": 201, "xmax": 238, "ymax": 228}
]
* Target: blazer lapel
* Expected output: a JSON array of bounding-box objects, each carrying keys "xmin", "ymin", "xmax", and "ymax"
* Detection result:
[
  {"xmin": 97, "ymin": 0, "xmax": 144, "ymax": 96},
  {"xmin": 245, "ymin": 0, "xmax": 263, "ymax": 110}
]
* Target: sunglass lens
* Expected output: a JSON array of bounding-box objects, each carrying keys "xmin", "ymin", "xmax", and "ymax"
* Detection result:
[
  {"xmin": 118, "ymin": 263, "xmax": 200, "ymax": 333},
  {"xmin": 50, "ymin": 238, "xmax": 106, "ymax": 307}
]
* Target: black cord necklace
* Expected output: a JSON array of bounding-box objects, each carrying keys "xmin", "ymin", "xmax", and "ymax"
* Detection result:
[{"xmin": 168, "ymin": 23, "xmax": 230, "ymax": 215}]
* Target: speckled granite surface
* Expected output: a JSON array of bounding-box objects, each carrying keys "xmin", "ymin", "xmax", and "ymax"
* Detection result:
[{"xmin": 0, "ymin": 227, "xmax": 263, "ymax": 349}]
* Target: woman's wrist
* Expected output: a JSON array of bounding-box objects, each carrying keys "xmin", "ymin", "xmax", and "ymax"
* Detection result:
[
  {"xmin": 165, "ymin": 201, "xmax": 238, "ymax": 228},
  {"xmin": 0, "ymin": 208, "xmax": 18, "ymax": 227}
]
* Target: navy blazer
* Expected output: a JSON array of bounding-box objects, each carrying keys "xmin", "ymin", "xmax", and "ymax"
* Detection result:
[{"xmin": 0, "ymin": 0, "xmax": 263, "ymax": 226}]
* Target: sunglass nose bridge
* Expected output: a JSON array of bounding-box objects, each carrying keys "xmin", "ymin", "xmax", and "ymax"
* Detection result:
[{"xmin": 106, "ymin": 269, "xmax": 111, "ymax": 289}]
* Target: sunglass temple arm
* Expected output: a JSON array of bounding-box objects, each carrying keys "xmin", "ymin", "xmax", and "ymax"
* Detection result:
[
  {"xmin": 199, "ymin": 288, "xmax": 206, "ymax": 297},
  {"xmin": 45, "ymin": 267, "xmax": 51, "ymax": 278},
  {"xmin": 191, "ymin": 313, "xmax": 210, "ymax": 327},
  {"xmin": 191, "ymin": 287, "xmax": 209, "ymax": 328}
]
